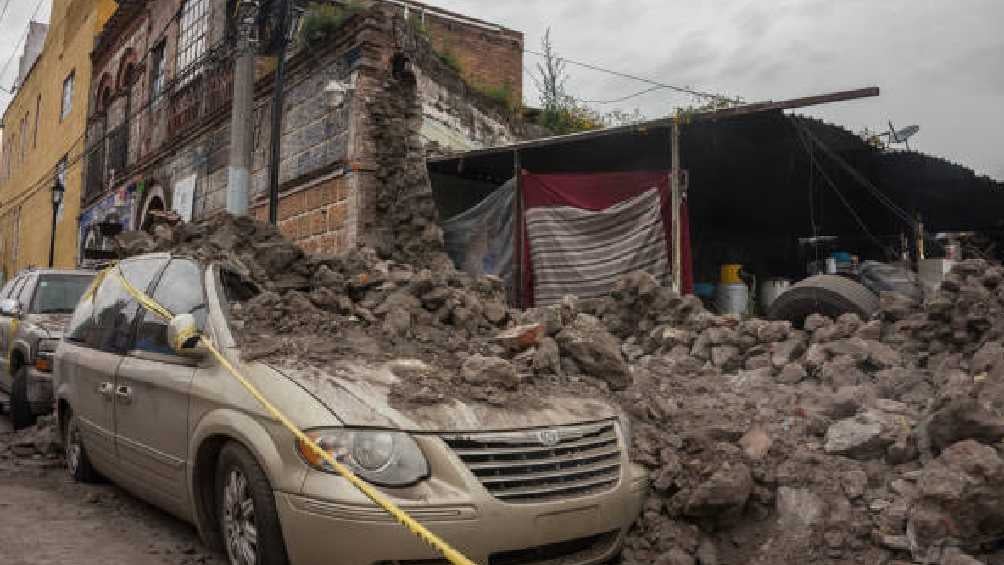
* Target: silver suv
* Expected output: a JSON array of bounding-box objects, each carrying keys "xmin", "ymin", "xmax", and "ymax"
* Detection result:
[
  {"xmin": 0, "ymin": 268, "xmax": 95, "ymax": 429},
  {"xmin": 54, "ymin": 253, "xmax": 647, "ymax": 565}
]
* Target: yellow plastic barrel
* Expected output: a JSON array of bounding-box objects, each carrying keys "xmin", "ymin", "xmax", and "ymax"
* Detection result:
[{"xmin": 720, "ymin": 264, "xmax": 743, "ymax": 284}]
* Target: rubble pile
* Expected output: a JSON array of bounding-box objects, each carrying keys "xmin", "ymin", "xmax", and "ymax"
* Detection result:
[
  {"xmin": 611, "ymin": 263, "xmax": 1004, "ymax": 564},
  {"xmin": 1, "ymin": 414, "xmax": 62, "ymax": 472},
  {"xmin": 115, "ymin": 215, "xmax": 1004, "ymax": 563}
]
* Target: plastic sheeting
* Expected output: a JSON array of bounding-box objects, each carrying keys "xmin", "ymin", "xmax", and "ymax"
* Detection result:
[{"xmin": 441, "ymin": 178, "xmax": 515, "ymax": 294}]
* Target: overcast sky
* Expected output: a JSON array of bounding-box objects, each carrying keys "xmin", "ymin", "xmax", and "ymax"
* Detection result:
[
  {"xmin": 1, "ymin": 1, "xmax": 1000, "ymax": 180},
  {"xmin": 423, "ymin": 0, "xmax": 1003, "ymax": 181}
]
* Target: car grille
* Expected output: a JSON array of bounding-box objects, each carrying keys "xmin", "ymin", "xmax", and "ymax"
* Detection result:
[{"xmin": 440, "ymin": 421, "xmax": 622, "ymax": 503}]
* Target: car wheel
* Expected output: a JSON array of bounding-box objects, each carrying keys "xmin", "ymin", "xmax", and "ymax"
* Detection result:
[
  {"xmin": 216, "ymin": 442, "xmax": 289, "ymax": 565},
  {"xmin": 64, "ymin": 410, "xmax": 101, "ymax": 483},
  {"xmin": 11, "ymin": 366, "xmax": 37, "ymax": 430}
]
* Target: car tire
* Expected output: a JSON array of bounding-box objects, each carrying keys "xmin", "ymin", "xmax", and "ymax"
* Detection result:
[
  {"xmin": 767, "ymin": 274, "xmax": 880, "ymax": 326},
  {"xmin": 11, "ymin": 365, "xmax": 36, "ymax": 430},
  {"xmin": 216, "ymin": 442, "xmax": 289, "ymax": 565},
  {"xmin": 64, "ymin": 410, "xmax": 101, "ymax": 483}
]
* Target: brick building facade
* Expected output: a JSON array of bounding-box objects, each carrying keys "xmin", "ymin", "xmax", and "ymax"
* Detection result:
[{"xmin": 80, "ymin": 0, "xmax": 524, "ymax": 265}]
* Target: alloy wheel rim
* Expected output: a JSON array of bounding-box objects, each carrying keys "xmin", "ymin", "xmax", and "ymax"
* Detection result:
[
  {"xmin": 66, "ymin": 422, "xmax": 81, "ymax": 474},
  {"xmin": 222, "ymin": 468, "xmax": 257, "ymax": 565}
]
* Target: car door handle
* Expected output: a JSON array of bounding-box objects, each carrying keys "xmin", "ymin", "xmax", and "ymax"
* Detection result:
[
  {"xmin": 97, "ymin": 382, "xmax": 114, "ymax": 400},
  {"xmin": 115, "ymin": 385, "xmax": 133, "ymax": 404}
]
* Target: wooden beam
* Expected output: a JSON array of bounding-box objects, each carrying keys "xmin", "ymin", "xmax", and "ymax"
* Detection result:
[
  {"xmin": 691, "ymin": 87, "xmax": 881, "ymax": 122},
  {"xmin": 427, "ymin": 87, "xmax": 881, "ymax": 164}
]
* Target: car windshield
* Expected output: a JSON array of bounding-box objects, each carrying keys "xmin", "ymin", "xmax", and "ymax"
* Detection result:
[{"xmin": 30, "ymin": 275, "xmax": 95, "ymax": 314}]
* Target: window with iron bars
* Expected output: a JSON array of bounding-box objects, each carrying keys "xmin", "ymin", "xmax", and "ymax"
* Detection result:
[{"xmin": 177, "ymin": 0, "xmax": 210, "ymax": 82}]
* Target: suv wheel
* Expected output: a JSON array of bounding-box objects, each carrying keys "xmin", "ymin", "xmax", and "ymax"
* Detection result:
[
  {"xmin": 11, "ymin": 366, "xmax": 37, "ymax": 430},
  {"xmin": 64, "ymin": 411, "xmax": 101, "ymax": 483},
  {"xmin": 216, "ymin": 442, "xmax": 288, "ymax": 565}
]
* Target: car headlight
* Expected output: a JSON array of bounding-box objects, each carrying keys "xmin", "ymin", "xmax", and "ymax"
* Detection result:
[
  {"xmin": 38, "ymin": 338, "xmax": 60, "ymax": 353},
  {"xmin": 296, "ymin": 429, "xmax": 429, "ymax": 487}
]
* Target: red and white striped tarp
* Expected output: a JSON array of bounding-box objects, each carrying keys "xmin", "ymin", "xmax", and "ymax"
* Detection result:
[{"xmin": 520, "ymin": 171, "xmax": 692, "ymax": 307}]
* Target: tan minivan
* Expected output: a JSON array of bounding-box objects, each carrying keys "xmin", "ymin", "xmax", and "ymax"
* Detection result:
[{"xmin": 54, "ymin": 253, "xmax": 646, "ymax": 565}]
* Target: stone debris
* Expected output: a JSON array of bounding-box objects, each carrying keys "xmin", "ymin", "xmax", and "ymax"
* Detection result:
[{"xmin": 108, "ymin": 215, "xmax": 1004, "ymax": 564}]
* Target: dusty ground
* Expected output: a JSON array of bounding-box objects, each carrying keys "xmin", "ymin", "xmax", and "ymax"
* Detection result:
[{"xmin": 0, "ymin": 414, "xmax": 223, "ymax": 565}]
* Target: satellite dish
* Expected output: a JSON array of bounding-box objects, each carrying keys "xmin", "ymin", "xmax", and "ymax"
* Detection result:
[{"xmin": 884, "ymin": 121, "xmax": 920, "ymax": 149}]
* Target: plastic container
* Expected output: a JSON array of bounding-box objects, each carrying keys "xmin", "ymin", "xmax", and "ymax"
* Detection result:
[
  {"xmin": 715, "ymin": 282, "xmax": 749, "ymax": 316},
  {"xmin": 720, "ymin": 264, "xmax": 743, "ymax": 284},
  {"xmin": 759, "ymin": 278, "xmax": 792, "ymax": 311},
  {"xmin": 694, "ymin": 282, "xmax": 716, "ymax": 299}
]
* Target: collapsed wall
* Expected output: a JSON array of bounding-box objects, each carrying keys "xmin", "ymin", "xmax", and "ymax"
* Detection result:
[{"xmin": 106, "ymin": 213, "xmax": 1004, "ymax": 565}]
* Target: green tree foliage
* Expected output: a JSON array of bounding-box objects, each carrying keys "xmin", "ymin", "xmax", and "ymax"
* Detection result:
[
  {"xmin": 298, "ymin": 1, "xmax": 364, "ymax": 48},
  {"xmin": 530, "ymin": 29, "xmax": 603, "ymax": 135}
]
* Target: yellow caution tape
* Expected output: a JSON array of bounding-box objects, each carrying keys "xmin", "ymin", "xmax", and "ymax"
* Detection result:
[{"xmin": 112, "ymin": 268, "xmax": 477, "ymax": 565}]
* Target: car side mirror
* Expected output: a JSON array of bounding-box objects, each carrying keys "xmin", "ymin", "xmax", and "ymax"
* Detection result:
[
  {"xmin": 167, "ymin": 314, "xmax": 207, "ymax": 358},
  {"xmin": 0, "ymin": 298, "xmax": 22, "ymax": 318}
]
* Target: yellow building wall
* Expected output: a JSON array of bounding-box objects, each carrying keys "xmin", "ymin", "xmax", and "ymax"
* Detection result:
[{"xmin": 0, "ymin": 0, "xmax": 117, "ymax": 281}]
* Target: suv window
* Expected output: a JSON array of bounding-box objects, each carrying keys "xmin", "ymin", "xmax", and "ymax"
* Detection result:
[
  {"xmin": 136, "ymin": 259, "xmax": 206, "ymax": 355},
  {"xmin": 30, "ymin": 275, "xmax": 94, "ymax": 314},
  {"xmin": 0, "ymin": 276, "xmax": 18, "ymax": 299},
  {"xmin": 15, "ymin": 275, "xmax": 35, "ymax": 310},
  {"xmin": 65, "ymin": 259, "xmax": 167, "ymax": 351},
  {"xmin": 7, "ymin": 275, "xmax": 27, "ymax": 305}
]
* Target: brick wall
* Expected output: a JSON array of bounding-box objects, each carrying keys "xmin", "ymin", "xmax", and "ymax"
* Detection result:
[
  {"xmin": 249, "ymin": 172, "xmax": 357, "ymax": 255},
  {"xmin": 421, "ymin": 14, "xmax": 523, "ymax": 102}
]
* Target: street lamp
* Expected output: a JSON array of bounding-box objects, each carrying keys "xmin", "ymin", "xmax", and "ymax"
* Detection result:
[{"xmin": 49, "ymin": 177, "xmax": 65, "ymax": 268}]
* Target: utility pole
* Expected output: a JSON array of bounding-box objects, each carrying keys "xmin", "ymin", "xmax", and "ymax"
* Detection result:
[
  {"xmin": 267, "ymin": 0, "xmax": 296, "ymax": 226},
  {"xmin": 226, "ymin": 0, "xmax": 259, "ymax": 216}
]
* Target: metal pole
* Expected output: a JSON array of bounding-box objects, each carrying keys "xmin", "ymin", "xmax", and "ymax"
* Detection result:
[
  {"xmin": 227, "ymin": 0, "xmax": 259, "ymax": 216},
  {"xmin": 512, "ymin": 150, "xmax": 522, "ymax": 307},
  {"xmin": 670, "ymin": 119, "xmax": 682, "ymax": 293},
  {"xmin": 267, "ymin": 0, "xmax": 291, "ymax": 226},
  {"xmin": 48, "ymin": 203, "xmax": 56, "ymax": 268}
]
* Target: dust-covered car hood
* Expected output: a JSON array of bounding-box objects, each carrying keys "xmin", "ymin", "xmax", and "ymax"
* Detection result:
[
  {"xmin": 22, "ymin": 313, "xmax": 72, "ymax": 338},
  {"xmin": 263, "ymin": 360, "xmax": 619, "ymax": 432}
]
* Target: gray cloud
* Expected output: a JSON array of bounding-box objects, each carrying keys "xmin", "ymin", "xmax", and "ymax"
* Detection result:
[
  {"xmin": 426, "ymin": 0, "xmax": 1003, "ymax": 180},
  {"xmin": 1, "ymin": 1, "xmax": 999, "ymax": 180}
]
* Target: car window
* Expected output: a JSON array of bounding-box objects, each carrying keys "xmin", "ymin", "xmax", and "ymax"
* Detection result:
[
  {"xmin": 8, "ymin": 276, "xmax": 27, "ymax": 305},
  {"xmin": 30, "ymin": 275, "xmax": 94, "ymax": 314},
  {"xmin": 136, "ymin": 259, "xmax": 206, "ymax": 355},
  {"xmin": 66, "ymin": 259, "xmax": 166, "ymax": 352},
  {"xmin": 16, "ymin": 275, "xmax": 35, "ymax": 309},
  {"xmin": 0, "ymin": 277, "xmax": 18, "ymax": 299}
]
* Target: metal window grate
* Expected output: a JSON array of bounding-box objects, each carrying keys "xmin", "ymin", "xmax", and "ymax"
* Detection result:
[
  {"xmin": 440, "ymin": 421, "xmax": 621, "ymax": 503},
  {"xmin": 177, "ymin": 0, "xmax": 209, "ymax": 77}
]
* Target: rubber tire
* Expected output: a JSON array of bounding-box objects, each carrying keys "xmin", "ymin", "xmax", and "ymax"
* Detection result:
[
  {"xmin": 767, "ymin": 274, "xmax": 880, "ymax": 326},
  {"xmin": 11, "ymin": 366, "xmax": 36, "ymax": 430},
  {"xmin": 64, "ymin": 410, "xmax": 102, "ymax": 483},
  {"xmin": 216, "ymin": 442, "xmax": 289, "ymax": 565}
]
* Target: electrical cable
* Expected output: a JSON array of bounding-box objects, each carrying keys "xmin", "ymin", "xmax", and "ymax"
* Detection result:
[
  {"xmin": 0, "ymin": 0, "xmax": 13, "ymax": 27},
  {"xmin": 582, "ymin": 84, "xmax": 667, "ymax": 104},
  {"xmin": 0, "ymin": 0, "xmax": 46, "ymax": 93},
  {"xmin": 792, "ymin": 121, "xmax": 891, "ymax": 256},
  {"xmin": 793, "ymin": 117, "xmax": 916, "ymax": 227},
  {"xmin": 0, "ymin": 5, "xmax": 191, "ymax": 213},
  {"xmin": 524, "ymin": 48, "xmax": 741, "ymax": 104}
]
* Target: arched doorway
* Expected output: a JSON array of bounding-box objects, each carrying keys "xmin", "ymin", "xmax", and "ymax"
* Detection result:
[{"xmin": 138, "ymin": 185, "xmax": 168, "ymax": 231}]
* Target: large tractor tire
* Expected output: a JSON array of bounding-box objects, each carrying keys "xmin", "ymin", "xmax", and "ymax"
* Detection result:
[{"xmin": 767, "ymin": 275, "xmax": 879, "ymax": 326}]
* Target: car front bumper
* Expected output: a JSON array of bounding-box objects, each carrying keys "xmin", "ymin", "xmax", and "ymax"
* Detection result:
[
  {"xmin": 275, "ymin": 435, "xmax": 648, "ymax": 565},
  {"xmin": 26, "ymin": 367, "xmax": 53, "ymax": 415}
]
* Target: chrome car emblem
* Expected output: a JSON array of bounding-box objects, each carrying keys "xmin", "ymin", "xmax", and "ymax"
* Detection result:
[{"xmin": 537, "ymin": 429, "xmax": 561, "ymax": 447}]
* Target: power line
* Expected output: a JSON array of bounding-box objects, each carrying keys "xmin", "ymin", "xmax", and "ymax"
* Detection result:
[
  {"xmin": 582, "ymin": 84, "xmax": 667, "ymax": 105},
  {"xmin": 0, "ymin": 0, "xmax": 13, "ymax": 28},
  {"xmin": 0, "ymin": 0, "xmax": 47, "ymax": 94},
  {"xmin": 524, "ymin": 48, "xmax": 741, "ymax": 104},
  {"xmin": 0, "ymin": 4, "xmax": 189, "ymax": 211}
]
